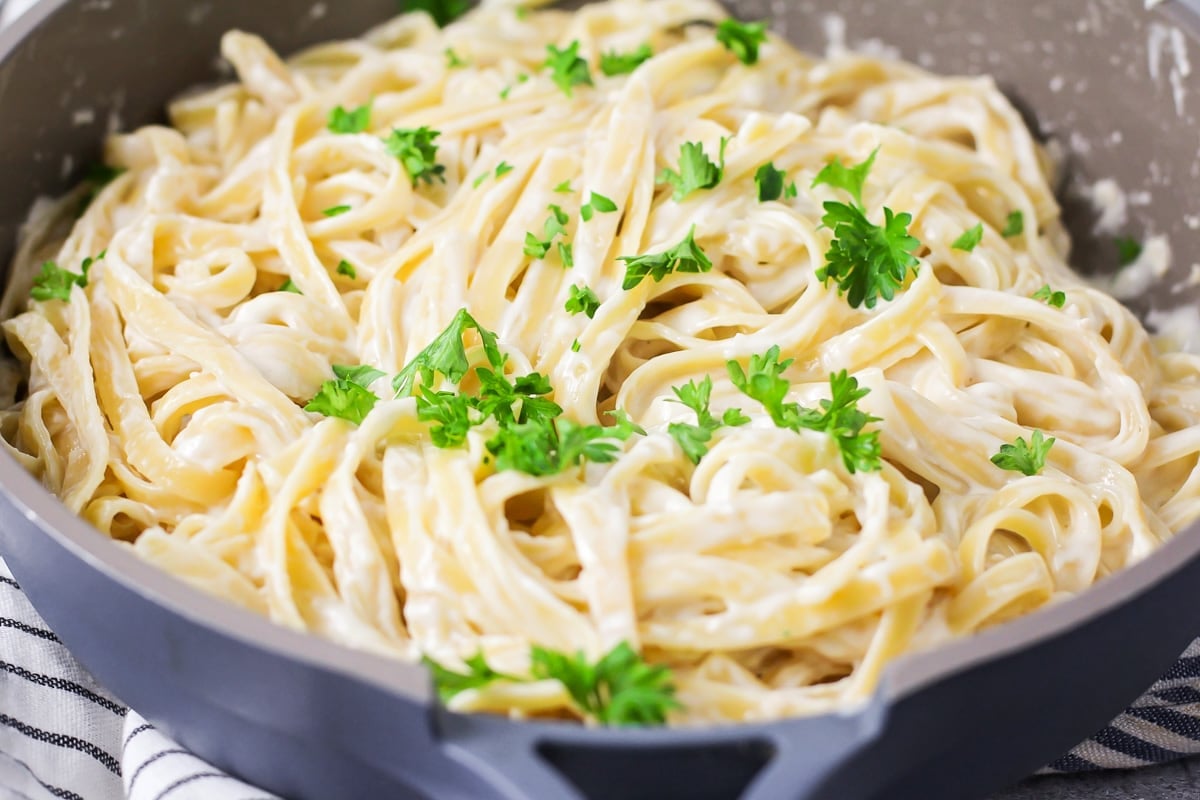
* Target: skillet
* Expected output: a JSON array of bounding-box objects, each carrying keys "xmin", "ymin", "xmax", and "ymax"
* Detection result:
[{"xmin": 2, "ymin": 1, "xmax": 1200, "ymax": 797}]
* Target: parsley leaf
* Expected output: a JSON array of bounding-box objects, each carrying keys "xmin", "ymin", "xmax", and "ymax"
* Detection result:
[
  {"xmin": 392, "ymin": 308, "xmax": 504, "ymax": 397},
  {"xmin": 619, "ymin": 226, "xmax": 713, "ymax": 290},
  {"xmin": 657, "ymin": 139, "xmax": 727, "ymax": 202},
  {"xmin": 304, "ymin": 367, "xmax": 380, "ymax": 425},
  {"xmin": 543, "ymin": 41, "xmax": 593, "ymax": 97},
  {"xmin": 565, "ymin": 284, "xmax": 601, "ymax": 318},
  {"xmin": 599, "ymin": 44, "xmax": 653, "ymax": 76},
  {"xmin": 811, "ymin": 148, "xmax": 877, "ymax": 209},
  {"xmin": 31, "ymin": 259, "xmax": 90, "ymax": 302},
  {"xmin": 727, "ymin": 351, "xmax": 882, "ymax": 473},
  {"xmin": 951, "ymin": 223, "xmax": 984, "ymax": 252},
  {"xmin": 327, "ymin": 102, "xmax": 371, "ymax": 134},
  {"xmin": 423, "ymin": 652, "xmax": 517, "ymax": 701},
  {"xmin": 445, "ymin": 47, "xmax": 468, "ymax": 68},
  {"xmin": 525, "ymin": 204, "xmax": 572, "ymax": 260},
  {"xmin": 581, "ymin": 191, "xmax": 618, "ymax": 221},
  {"xmin": 1002, "ymin": 210, "xmax": 1024, "ymax": 238},
  {"xmin": 558, "ymin": 241, "xmax": 575, "ymax": 268},
  {"xmin": 416, "ymin": 389, "xmax": 478, "ymax": 448},
  {"xmin": 279, "ymin": 278, "xmax": 302, "ymax": 294},
  {"xmin": 755, "ymin": 162, "xmax": 796, "ymax": 202},
  {"xmin": 495, "ymin": 161, "xmax": 514, "ymax": 179},
  {"xmin": 531, "ymin": 641, "xmax": 680, "ymax": 726},
  {"xmin": 487, "ymin": 415, "xmax": 636, "ymax": 476},
  {"xmin": 715, "ymin": 19, "xmax": 768, "ymax": 66},
  {"xmin": 815, "ymin": 201, "xmax": 921, "ymax": 309},
  {"xmin": 405, "ymin": 0, "xmax": 469, "ymax": 27},
  {"xmin": 336, "ymin": 260, "xmax": 357, "ymax": 279},
  {"xmin": 571, "ymin": 339, "xmax": 581, "ymax": 352},
  {"xmin": 991, "ymin": 430, "xmax": 1054, "ymax": 476},
  {"xmin": 1116, "ymin": 236, "xmax": 1142, "ymax": 267},
  {"xmin": 667, "ymin": 375, "xmax": 749, "ymax": 463},
  {"xmin": 1032, "ymin": 284, "xmax": 1066, "ymax": 308},
  {"xmin": 554, "ymin": 180, "xmax": 575, "ymax": 194},
  {"xmin": 322, "ymin": 204, "xmax": 351, "ymax": 217},
  {"xmin": 332, "ymin": 364, "xmax": 385, "ymax": 387},
  {"xmin": 384, "ymin": 127, "xmax": 446, "ymax": 186}
]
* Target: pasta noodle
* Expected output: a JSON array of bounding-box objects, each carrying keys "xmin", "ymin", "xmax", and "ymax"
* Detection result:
[{"xmin": 3, "ymin": 0, "xmax": 1199, "ymax": 725}]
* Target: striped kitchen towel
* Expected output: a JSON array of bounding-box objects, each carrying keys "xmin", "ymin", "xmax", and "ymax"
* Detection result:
[{"xmin": 0, "ymin": 553, "xmax": 1197, "ymax": 800}]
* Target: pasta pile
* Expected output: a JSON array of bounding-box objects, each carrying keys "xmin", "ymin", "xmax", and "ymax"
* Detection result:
[{"xmin": 3, "ymin": 0, "xmax": 1199, "ymax": 725}]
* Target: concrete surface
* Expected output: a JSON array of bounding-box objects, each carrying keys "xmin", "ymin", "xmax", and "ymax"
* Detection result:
[{"xmin": 995, "ymin": 759, "xmax": 1200, "ymax": 799}]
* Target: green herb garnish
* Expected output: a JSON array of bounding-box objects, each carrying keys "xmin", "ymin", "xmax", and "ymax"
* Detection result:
[
  {"xmin": 384, "ymin": 127, "xmax": 446, "ymax": 186},
  {"xmin": 619, "ymin": 225, "xmax": 712, "ymax": 290},
  {"xmin": 991, "ymin": 430, "xmax": 1054, "ymax": 476},
  {"xmin": 600, "ymin": 44, "xmax": 653, "ymax": 76},
  {"xmin": 715, "ymin": 19, "xmax": 768, "ymax": 65}
]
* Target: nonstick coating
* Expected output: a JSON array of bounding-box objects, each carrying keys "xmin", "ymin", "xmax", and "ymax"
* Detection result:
[{"xmin": 2, "ymin": 2, "xmax": 1200, "ymax": 799}]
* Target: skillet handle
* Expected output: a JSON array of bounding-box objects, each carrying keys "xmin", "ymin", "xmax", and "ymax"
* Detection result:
[{"xmin": 437, "ymin": 700, "xmax": 886, "ymax": 800}]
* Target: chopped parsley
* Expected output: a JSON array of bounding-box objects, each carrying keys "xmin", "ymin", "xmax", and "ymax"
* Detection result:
[
  {"xmin": 79, "ymin": 163, "xmax": 125, "ymax": 213},
  {"xmin": 486, "ymin": 414, "xmax": 639, "ymax": 476},
  {"xmin": 425, "ymin": 641, "xmax": 679, "ymax": 726},
  {"xmin": 543, "ymin": 41, "xmax": 593, "ymax": 97},
  {"xmin": 811, "ymin": 148, "xmax": 878, "ymax": 209},
  {"xmin": 557, "ymin": 241, "xmax": 575, "ymax": 268},
  {"xmin": 530, "ymin": 641, "xmax": 679, "ymax": 726},
  {"xmin": 815, "ymin": 202, "xmax": 921, "ymax": 310},
  {"xmin": 524, "ymin": 204, "xmax": 571, "ymax": 260},
  {"xmin": 658, "ymin": 138, "xmax": 728, "ymax": 202},
  {"xmin": 716, "ymin": 19, "xmax": 768, "ymax": 65},
  {"xmin": 474, "ymin": 161, "xmax": 515, "ymax": 188},
  {"xmin": 278, "ymin": 278, "xmax": 302, "ymax": 294},
  {"xmin": 445, "ymin": 48, "xmax": 468, "ymax": 68},
  {"xmin": 951, "ymin": 223, "xmax": 984, "ymax": 252},
  {"xmin": 1032, "ymin": 284, "xmax": 1065, "ymax": 308},
  {"xmin": 755, "ymin": 162, "xmax": 797, "ymax": 202},
  {"xmin": 571, "ymin": 339, "xmax": 582, "ymax": 352},
  {"xmin": 384, "ymin": 127, "xmax": 446, "ymax": 186},
  {"xmin": 727, "ymin": 349, "xmax": 882, "ymax": 473},
  {"xmin": 619, "ymin": 225, "xmax": 712, "ymax": 290},
  {"xmin": 581, "ymin": 191, "xmax": 618, "ymax": 221},
  {"xmin": 991, "ymin": 430, "xmax": 1054, "ymax": 476},
  {"xmin": 1002, "ymin": 210, "xmax": 1024, "ymax": 238},
  {"xmin": 1116, "ymin": 236, "xmax": 1142, "ymax": 267},
  {"xmin": 599, "ymin": 44, "xmax": 653, "ymax": 76},
  {"xmin": 554, "ymin": 179, "xmax": 575, "ymax": 194},
  {"xmin": 322, "ymin": 204, "xmax": 351, "ymax": 217},
  {"xmin": 304, "ymin": 364, "xmax": 383, "ymax": 425},
  {"xmin": 565, "ymin": 284, "xmax": 601, "ymax": 318},
  {"xmin": 336, "ymin": 260, "xmax": 357, "ymax": 279},
  {"xmin": 405, "ymin": 0, "xmax": 469, "ymax": 27},
  {"xmin": 30, "ymin": 253, "xmax": 98, "ymax": 302},
  {"xmin": 327, "ymin": 102, "xmax": 371, "ymax": 134},
  {"xmin": 667, "ymin": 375, "xmax": 749, "ymax": 463},
  {"xmin": 392, "ymin": 308, "xmax": 503, "ymax": 398}
]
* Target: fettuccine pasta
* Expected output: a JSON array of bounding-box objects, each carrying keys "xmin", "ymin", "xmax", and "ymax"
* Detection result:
[{"xmin": 2, "ymin": 0, "xmax": 1198, "ymax": 725}]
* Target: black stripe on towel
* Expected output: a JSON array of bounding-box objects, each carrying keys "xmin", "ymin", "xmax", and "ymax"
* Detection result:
[
  {"xmin": 154, "ymin": 772, "xmax": 248, "ymax": 800},
  {"xmin": 0, "ymin": 660, "xmax": 125, "ymax": 716},
  {"xmin": 0, "ymin": 617, "xmax": 59, "ymax": 643},
  {"xmin": 1153, "ymin": 686, "xmax": 1200, "ymax": 706},
  {"xmin": 0, "ymin": 713, "xmax": 120, "ymax": 774},
  {"xmin": 126, "ymin": 749, "xmax": 195, "ymax": 794},
  {"xmin": 123, "ymin": 723, "xmax": 154, "ymax": 750},
  {"xmin": 0, "ymin": 575, "xmax": 20, "ymax": 590},
  {"xmin": 1044, "ymin": 751, "xmax": 1101, "ymax": 773},
  {"xmin": 1091, "ymin": 724, "xmax": 1188, "ymax": 763},
  {"xmin": 1161, "ymin": 656, "xmax": 1200, "ymax": 682},
  {"xmin": 1125, "ymin": 706, "xmax": 1200, "ymax": 742}
]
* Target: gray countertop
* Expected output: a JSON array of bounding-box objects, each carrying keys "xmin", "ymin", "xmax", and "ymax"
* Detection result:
[{"xmin": 996, "ymin": 760, "xmax": 1200, "ymax": 799}]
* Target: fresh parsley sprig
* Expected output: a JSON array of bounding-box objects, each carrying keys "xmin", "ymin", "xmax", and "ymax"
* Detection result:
[
  {"xmin": 951, "ymin": 223, "xmax": 983, "ymax": 252},
  {"xmin": 424, "ymin": 641, "xmax": 680, "ymax": 726},
  {"xmin": 384, "ymin": 127, "xmax": 446, "ymax": 186},
  {"xmin": 667, "ymin": 376, "xmax": 749, "ymax": 463},
  {"xmin": 811, "ymin": 148, "xmax": 877, "ymax": 209},
  {"xmin": 600, "ymin": 44, "xmax": 653, "ymax": 76},
  {"xmin": 1002, "ymin": 211, "xmax": 1024, "ymax": 238},
  {"xmin": 543, "ymin": 41, "xmax": 593, "ymax": 97},
  {"xmin": 581, "ymin": 191, "xmax": 618, "ymax": 222},
  {"xmin": 392, "ymin": 309, "xmax": 505, "ymax": 398},
  {"xmin": 755, "ymin": 162, "xmax": 797, "ymax": 202},
  {"xmin": 815, "ymin": 202, "xmax": 921, "ymax": 310},
  {"xmin": 565, "ymin": 284, "xmax": 601, "ymax": 318},
  {"xmin": 30, "ymin": 252, "xmax": 99, "ymax": 302},
  {"xmin": 304, "ymin": 364, "xmax": 385, "ymax": 425},
  {"xmin": 658, "ymin": 139, "xmax": 727, "ymax": 202},
  {"xmin": 619, "ymin": 226, "xmax": 712, "ymax": 290},
  {"xmin": 716, "ymin": 19, "xmax": 768, "ymax": 65},
  {"xmin": 328, "ymin": 102, "xmax": 371, "ymax": 134},
  {"xmin": 1032, "ymin": 284, "xmax": 1065, "ymax": 308},
  {"xmin": 991, "ymin": 430, "xmax": 1054, "ymax": 476},
  {"xmin": 727, "ymin": 348, "xmax": 882, "ymax": 473},
  {"xmin": 405, "ymin": 0, "xmax": 469, "ymax": 27}
]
